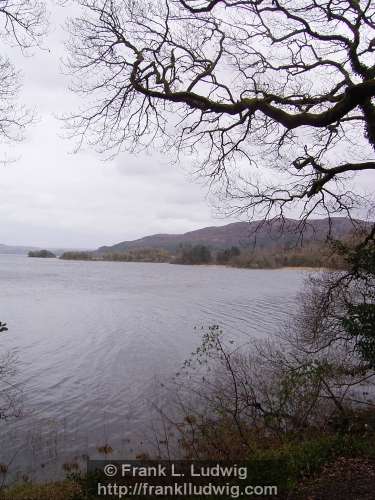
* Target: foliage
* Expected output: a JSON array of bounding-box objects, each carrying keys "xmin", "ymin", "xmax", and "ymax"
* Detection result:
[
  {"xmin": 174, "ymin": 245, "xmax": 212, "ymax": 265},
  {"xmin": 336, "ymin": 232, "xmax": 375, "ymax": 367},
  {"xmin": 60, "ymin": 248, "xmax": 171, "ymax": 263},
  {"xmin": 160, "ymin": 275, "xmax": 375, "ymax": 461},
  {"xmin": 219, "ymin": 242, "xmax": 344, "ymax": 269},
  {"xmin": 59, "ymin": 241, "xmax": 347, "ymax": 268},
  {"xmin": 216, "ymin": 246, "xmax": 240, "ymax": 264},
  {"xmin": 28, "ymin": 250, "xmax": 56, "ymax": 258},
  {"xmin": 0, "ymin": 325, "xmax": 22, "ymax": 421},
  {"xmin": 60, "ymin": 251, "xmax": 94, "ymax": 260},
  {"xmin": 156, "ymin": 314, "xmax": 375, "ymax": 491},
  {"xmin": 0, "ymin": 481, "xmax": 84, "ymax": 500},
  {"xmin": 4, "ymin": 434, "xmax": 375, "ymax": 499},
  {"xmin": 101, "ymin": 248, "xmax": 171, "ymax": 263}
]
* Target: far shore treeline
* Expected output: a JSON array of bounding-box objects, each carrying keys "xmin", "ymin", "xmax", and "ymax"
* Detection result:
[
  {"xmin": 25, "ymin": 218, "xmax": 367, "ymax": 269},
  {"xmin": 28, "ymin": 249, "xmax": 56, "ymax": 258},
  {"xmin": 57, "ymin": 242, "xmax": 345, "ymax": 269}
]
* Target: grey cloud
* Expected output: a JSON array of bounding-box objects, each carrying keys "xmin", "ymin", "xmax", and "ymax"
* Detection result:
[
  {"xmin": 1, "ymin": 3, "xmax": 372, "ymax": 250},
  {"xmin": 0, "ymin": 3, "xmax": 235, "ymax": 249}
]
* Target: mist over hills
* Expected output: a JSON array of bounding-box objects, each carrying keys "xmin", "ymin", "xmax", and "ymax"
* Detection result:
[
  {"xmin": 0, "ymin": 218, "xmax": 367, "ymax": 257},
  {"xmin": 0, "ymin": 244, "xmax": 89, "ymax": 256},
  {"xmin": 0, "ymin": 244, "xmax": 39, "ymax": 255},
  {"xmin": 96, "ymin": 217, "xmax": 365, "ymax": 255}
]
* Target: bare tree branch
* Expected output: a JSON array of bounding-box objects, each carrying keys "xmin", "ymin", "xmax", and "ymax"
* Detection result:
[
  {"xmin": 0, "ymin": 0, "xmax": 47, "ymax": 144},
  {"xmin": 65, "ymin": 0, "xmax": 375, "ymax": 223}
]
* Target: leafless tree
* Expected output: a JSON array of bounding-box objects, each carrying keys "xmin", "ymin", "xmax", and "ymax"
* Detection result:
[
  {"xmin": 153, "ymin": 318, "xmax": 375, "ymax": 460},
  {"xmin": 0, "ymin": 0, "xmax": 46, "ymax": 145},
  {"xmin": 0, "ymin": 1, "xmax": 46, "ymax": 417},
  {"xmin": 0, "ymin": 323, "xmax": 22, "ymax": 420},
  {"xmin": 66, "ymin": 0, "xmax": 374, "ymax": 225}
]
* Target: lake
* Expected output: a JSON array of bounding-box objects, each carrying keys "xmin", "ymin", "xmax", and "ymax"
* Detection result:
[{"xmin": 0, "ymin": 255, "xmax": 308, "ymax": 478}]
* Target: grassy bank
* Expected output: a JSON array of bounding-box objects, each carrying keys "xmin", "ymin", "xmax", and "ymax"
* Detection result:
[
  {"xmin": 0, "ymin": 481, "xmax": 83, "ymax": 500},
  {"xmin": 2, "ymin": 432, "xmax": 375, "ymax": 499}
]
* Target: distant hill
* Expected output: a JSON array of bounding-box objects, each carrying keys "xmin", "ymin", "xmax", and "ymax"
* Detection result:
[
  {"xmin": 0, "ymin": 244, "xmax": 39, "ymax": 255},
  {"xmin": 0, "ymin": 244, "xmax": 90, "ymax": 256},
  {"xmin": 96, "ymin": 217, "xmax": 367, "ymax": 255}
]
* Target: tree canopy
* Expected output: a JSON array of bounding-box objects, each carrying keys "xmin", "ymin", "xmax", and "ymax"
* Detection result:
[
  {"xmin": 0, "ymin": 0, "xmax": 46, "ymax": 144},
  {"xmin": 339, "ymin": 230, "xmax": 375, "ymax": 367},
  {"xmin": 66, "ymin": 0, "xmax": 374, "ymax": 224}
]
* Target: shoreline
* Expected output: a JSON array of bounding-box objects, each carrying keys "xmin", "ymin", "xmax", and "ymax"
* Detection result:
[{"xmin": 31, "ymin": 255, "xmax": 333, "ymax": 272}]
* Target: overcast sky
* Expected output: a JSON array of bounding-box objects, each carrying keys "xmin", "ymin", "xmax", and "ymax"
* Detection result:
[
  {"xmin": 0, "ymin": 3, "xmax": 240, "ymax": 249},
  {"xmin": 0, "ymin": 3, "xmax": 373, "ymax": 249}
]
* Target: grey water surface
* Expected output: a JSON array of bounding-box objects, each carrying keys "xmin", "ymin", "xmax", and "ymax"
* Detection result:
[{"xmin": 0, "ymin": 255, "xmax": 308, "ymax": 477}]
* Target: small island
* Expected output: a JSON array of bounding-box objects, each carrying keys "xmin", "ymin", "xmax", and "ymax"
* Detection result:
[{"xmin": 28, "ymin": 249, "xmax": 56, "ymax": 258}]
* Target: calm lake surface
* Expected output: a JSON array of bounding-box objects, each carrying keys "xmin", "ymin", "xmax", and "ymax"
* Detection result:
[{"xmin": 0, "ymin": 255, "xmax": 308, "ymax": 476}]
